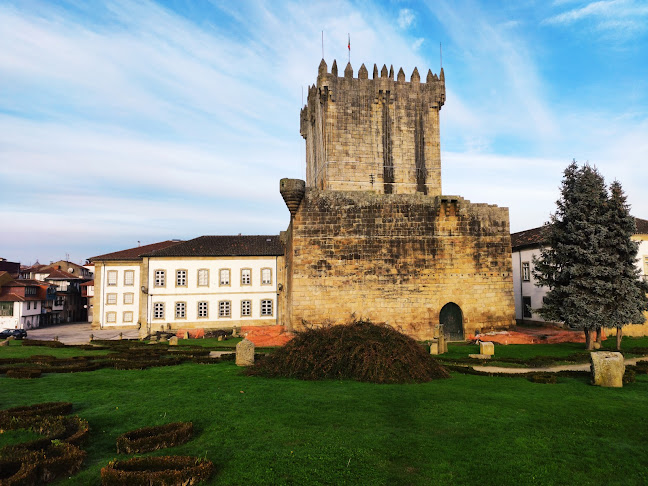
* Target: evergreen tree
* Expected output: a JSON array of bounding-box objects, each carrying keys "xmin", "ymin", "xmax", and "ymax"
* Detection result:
[
  {"xmin": 533, "ymin": 161, "xmax": 612, "ymax": 349},
  {"xmin": 603, "ymin": 181, "xmax": 648, "ymax": 350}
]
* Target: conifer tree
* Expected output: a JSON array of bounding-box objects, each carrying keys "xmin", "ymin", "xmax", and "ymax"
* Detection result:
[
  {"xmin": 533, "ymin": 161, "xmax": 612, "ymax": 350},
  {"xmin": 603, "ymin": 181, "xmax": 648, "ymax": 350}
]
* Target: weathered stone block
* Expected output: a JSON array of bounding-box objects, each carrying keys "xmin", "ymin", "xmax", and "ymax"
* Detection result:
[
  {"xmin": 236, "ymin": 339, "xmax": 255, "ymax": 367},
  {"xmin": 169, "ymin": 336, "xmax": 178, "ymax": 346},
  {"xmin": 0, "ymin": 340, "xmax": 8, "ymax": 347},
  {"xmin": 479, "ymin": 341, "xmax": 494, "ymax": 355},
  {"xmin": 590, "ymin": 351, "xmax": 625, "ymax": 388},
  {"xmin": 429, "ymin": 340, "xmax": 439, "ymax": 355},
  {"xmin": 469, "ymin": 354, "xmax": 491, "ymax": 360}
]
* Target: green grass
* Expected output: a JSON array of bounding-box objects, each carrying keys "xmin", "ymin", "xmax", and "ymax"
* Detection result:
[{"xmin": 2, "ymin": 343, "xmax": 648, "ymax": 485}]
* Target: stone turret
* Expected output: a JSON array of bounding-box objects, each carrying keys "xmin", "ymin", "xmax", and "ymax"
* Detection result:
[
  {"xmin": 279, "ymin": 178, "xmax": 305, "ymax": 217},
  {"xmin": 299, "ymin": 59, "xmax": 446, "ymax": 195}
]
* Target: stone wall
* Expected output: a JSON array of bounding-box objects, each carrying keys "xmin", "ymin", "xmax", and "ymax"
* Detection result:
[
  {"xmin": 282, "ymin": 189, "xmax": 516, "ymax": 339},
  {"xmin": 300, "ymin": 60, "xmax": 445, "ymax": 196}
]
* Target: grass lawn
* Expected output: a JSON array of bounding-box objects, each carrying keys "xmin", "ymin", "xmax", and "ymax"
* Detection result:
[{"xmin": 2, "ymin": 342, "xmax": 648, "ymax": 485}]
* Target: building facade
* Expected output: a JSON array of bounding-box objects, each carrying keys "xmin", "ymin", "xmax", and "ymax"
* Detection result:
[
  {"xmin": 89, "ymin": 236, "xmax": 283, "ymax": 333},
  {"xmin": 280, "ymin": 60, "xmax": 516, "ymax": 341},
  {"xmin": 0, "ymin": 272, "xmax": 57, "ymax": 330},
  {"xmin": 511, "ymin": 219, "xmax": 648, "ymax": 335}
]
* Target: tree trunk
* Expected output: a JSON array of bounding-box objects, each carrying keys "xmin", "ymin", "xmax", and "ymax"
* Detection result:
[
  {"xmin": 616, "ymin": 327, "xmax": 623, "ymax": 351},
  {"xmin": 596, "ymin": 327, "xmax": 602, "ymax": 344},
  {"xmin": 585, "ymin": 329, "xmax": 593, "ymax": 350}
]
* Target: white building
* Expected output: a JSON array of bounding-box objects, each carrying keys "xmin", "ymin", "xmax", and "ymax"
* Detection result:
[
  {"xmin": 511, "ymin": 218, "xmax": 648, "ymax": 335},
  {"xmin": 89, "ymin": 236, "xmax": 284, "ymax": 333},
  {"xmin": 0, "ymin": 273, "xmax": 55, "ymax": 330}
]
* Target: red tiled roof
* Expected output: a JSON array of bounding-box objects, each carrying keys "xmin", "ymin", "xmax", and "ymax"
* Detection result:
[
  {"xmin": 80, "ymin": 280, "xmax": 94, "ymax": 287},
  {"xmin": 512, "ymin": 217, "xmax": 648, "ymax": 250},
  {"xmin": 5, "ymin": 279, "xmax": 44, "ymax": 287},
  {"xmin": 42, "ymin": 268, "xmax": 81, "ymax": 280},
  {"xmin": 0, "ymin": 293, "xmax": 25, "ymax": 302},
  {"xmin": 88, "ymin": 241, "xmax": 182, "ymax": 261}
]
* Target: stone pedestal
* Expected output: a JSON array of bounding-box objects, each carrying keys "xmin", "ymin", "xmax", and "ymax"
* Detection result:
[
  {"xmin": 479, "ymin": 341, "xmax": 494, "ymax": 356},
  {"xmin": 236, "ymin": 339, "xmax": 255, "ymax": 367},
  {"xmin": 590, "ymin": 351, "xmax": 625, "ymax": 388},
  {"xmin": 430, "ymin": 340, "xmax": 439, "ymax": 355},
  {"xmin": 169, "ymin": 336, "xmax": 178, "ymax": 346}
]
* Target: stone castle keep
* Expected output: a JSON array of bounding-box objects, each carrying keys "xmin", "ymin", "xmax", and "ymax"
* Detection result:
[{"xmin": 280, "ymin": 59, "xmax": 515, "ymax": 340}]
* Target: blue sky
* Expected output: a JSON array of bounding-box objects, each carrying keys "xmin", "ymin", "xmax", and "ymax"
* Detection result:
[{"xmin": 1, "ymin": 0, "xmax": 647, "ymax": 265}]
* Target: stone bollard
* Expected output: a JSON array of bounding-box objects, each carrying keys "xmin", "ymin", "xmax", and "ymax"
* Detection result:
[
  {"xmin": 119, "ymin": 332, "xmax": 123, "ymax": 340},
  {"xmin": 169, "ymin": 336, "xmax": 178, "ymax": 346},
  {"xmin": 0, "ymin": 340, "xmax": 8, "ymax": 347},
  {"xmin": 479, "ymin": 341, "xmax": 495, "ymax": 356},
  {"xmin": 429, "ymin": 340, "xmax": 440, "ymax": 355},
  {"xmin": 236, "ymin": 338, "xmax": 255, "ymax": 366},
  {"xmin": 183, "ymin": 332, "xmax": 189, "ymax": 339},
  {"xmin": 54, "ymin": 336, "xmax": 59, "ymax": 342},
  {"xmin": 590, "ymin": 351, "xmax": 625, "ymax": 388},
  {"xmin": 89, "ymin": 333, "xmax": 94, "ymax": 342},
  {"xmin": 232, "ymin": 326, "xmax": 239, "ymax": 338}
]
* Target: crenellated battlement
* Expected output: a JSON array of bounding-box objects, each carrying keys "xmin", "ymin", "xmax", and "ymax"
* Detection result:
[{"xmin": 300, "ymin": 59, "xmax": 445, "ymax": 196}]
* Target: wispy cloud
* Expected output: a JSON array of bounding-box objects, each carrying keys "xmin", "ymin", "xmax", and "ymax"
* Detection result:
[
  {"xmin": 544, "ymin": 0, "xmax": 648, "ymax": 38},
  {"xmin": 397, "ymin": 8, "xmax": 415, "ymax": 29}
]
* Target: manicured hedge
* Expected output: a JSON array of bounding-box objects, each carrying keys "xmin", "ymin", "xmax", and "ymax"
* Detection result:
[
  {"xmin": 0, "ymin": 402, "xmax": 73, "ymax": 421},
  {"xmin": 1, "ymin": 443, "xmax": 86, "ymax": 485},
  {"xmin": 116, "ymin": 422, "xmax": 193, "ymax": 454},
  {"xmin": 0, "ymin": 457, "xmax": 38, "ymax": 486},
  {"xmin": 5, "ymin": 369, "xmax": 41, "ymax": 379},
  {"xmin": 21, "ymin": 340, "xmax": 65, "ymax": 348},
  {"xmin": 100, "ymin": 456, "xmax": 213, "ymax": 486}
]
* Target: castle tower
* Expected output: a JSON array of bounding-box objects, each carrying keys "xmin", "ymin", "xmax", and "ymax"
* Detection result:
[
  {"xmin": 300, "ymin": 59, "xmax": 445, "ymax": 195},
  {"xmin": 281, "ymin": 60, "xmax": 515, "ymax": 340}
]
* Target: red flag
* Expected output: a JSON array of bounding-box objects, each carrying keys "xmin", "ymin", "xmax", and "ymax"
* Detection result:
[{"xmin": 348, "ymin": 34, "xmax": 350, "ymax": 51}]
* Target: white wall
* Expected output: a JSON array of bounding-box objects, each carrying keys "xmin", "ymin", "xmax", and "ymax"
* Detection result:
[
  {"xmin": 512, "ymin": 247, "xmax": 549, "ymax": 322},
  {"xmin": 145, "ymin": 257, "xmax": 278, "ymax": 330},
  {"xmin": 97, "ymin": 264, "xmax": 141, "ymax": 328}
]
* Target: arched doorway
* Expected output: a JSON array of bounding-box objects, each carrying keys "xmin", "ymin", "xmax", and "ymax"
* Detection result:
[{"xmin": 439, "ymin": 303, "xmax": 464, "ymax": 341}]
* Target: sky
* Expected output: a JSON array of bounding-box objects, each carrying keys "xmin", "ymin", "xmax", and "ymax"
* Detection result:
[{"xmin": 1, "ymin": 0, "xmax": 647, "ymax": 265}]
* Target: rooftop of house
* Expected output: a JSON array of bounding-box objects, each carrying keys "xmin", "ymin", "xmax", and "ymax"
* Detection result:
[
  {"xmin": 142, "ymin": 235, "xmax": 284, "ymax": 258},
  {"xmin": 88, "ymin": 240, "xmax": 182, "ymax": 262},
  {"xmin": 511, "ymin": 217, "xmax": 648, "ymax": 251},
  {"xmin": 42, "ymin": 268, "xmax": 82, "ymax": 280}
]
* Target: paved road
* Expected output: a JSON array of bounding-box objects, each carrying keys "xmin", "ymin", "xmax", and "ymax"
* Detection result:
[{"xmin": 24, "ymin": 323, "xmax": 140, "ymax": 345}]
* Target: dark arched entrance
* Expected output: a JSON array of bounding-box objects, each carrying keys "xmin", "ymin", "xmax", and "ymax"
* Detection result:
[{"xmin": 439, "ymin": 303, "xmax": 464, "ymax": 341}]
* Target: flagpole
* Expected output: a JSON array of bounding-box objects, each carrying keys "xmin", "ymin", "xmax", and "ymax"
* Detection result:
[{"xmin": 348, "ymin": 33, "xmax": 350, "ymax": 63}]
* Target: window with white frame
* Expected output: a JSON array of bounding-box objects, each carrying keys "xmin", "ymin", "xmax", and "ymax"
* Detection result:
[
  {"xmin": 219, "ymin": 269, "xmax": 230, "ymax": 286},
  {"xmin": 123, "ymin": 311, "xmax": 133, "ymax": 323},
  {"xmin": 241, "ymin": 268, "xmax": 251, "ymax": 285},
  {"xmin": 241, "ymin": 300, "xmax": 251, "ymax": 316},
  {"xmin": 197, "ymin": 269, "xmax": 209, "ymax": 287},
  {"xmin": 107, "ymin": 270, "xmax": 117, "ymax": 286},
  {"xmin": 154, "ymin": 270, "xmax": 166, "ymax": 287},
  {"xmin": 25, "ymin": 287, "xmax": 36, "ymax": 296},
  {"xmin": 175, "ymin": 302, "xmax": 186, "ymax": 319},
  {"xmin": 106, "ymin": 311, "xmax": 117, "ymax": 323},
  {"xmin": 261, "ymin": 268, "xmax": 272, "ymax": 285},
  {"xmin": 153, "ymin": 302, "xmax": 164, "ymax": 319},
  {"xmin": 219, "ymin": 300, "xmax": 231, "ymax": 317},
  {"xmin": 198, "ymin": 301, "xmax": 208, "ymax": 318},
  {"xmin": 106, "ymin": 293, "xmax": 117, "ymax": 305},
  {"xmin": 124, "ymin": 270, "xmax": 135, "ymax": 286},
  {"xmin": 176, "ymin": 270, "xmax": 187, "ymax": 287},
  {"xmin": 123, "ymin": 293, "xmax": 134, "ymax": 305},
  {"xmin": 261, "ymin": 299, "xmax": 273, "ymax": 316},
  {"xmin": 522, "ymin": 262, "xmax": 530, "ymax": 281}
]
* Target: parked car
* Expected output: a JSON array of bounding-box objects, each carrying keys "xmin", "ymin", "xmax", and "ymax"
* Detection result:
[{"xmin": 0, "ymin": 329, "xmax": 27, "ymax": 340}]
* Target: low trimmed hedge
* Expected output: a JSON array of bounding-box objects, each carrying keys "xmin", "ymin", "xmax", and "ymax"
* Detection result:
[
  {"xmin": 21, "ymin": 340, "xmax": 65, "ymax": 348},
  {"xmin": 116, "ymin": 422, "xmax": 193, "ymax": 454},
  {"xmin": 0, "ymin": 457, "xmax": 38, "ymax": 486},
  {"xmin": 100, "ymin": 456, "xmax": 214, "ymax": 486},
  {"xmin": 1, "ymin": 443, "xmax": 86, "ymax": 485},
  {"xmin": 5, "ymin": 368, "xmax": 41, "ymax": 379},
  {"xmin": 0, "ymin": 402, "xmax": 73, "ymax": 422}
]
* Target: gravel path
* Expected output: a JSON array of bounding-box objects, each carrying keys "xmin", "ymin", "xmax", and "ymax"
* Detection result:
[{"xmin": 472, "ymin": 356, "xmax": 648, "ymax": 374}]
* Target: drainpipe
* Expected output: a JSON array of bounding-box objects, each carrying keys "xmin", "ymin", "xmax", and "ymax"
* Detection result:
[{"xmin": 518, "ymin": 250, "xmax": 523, "ymax": 322}]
